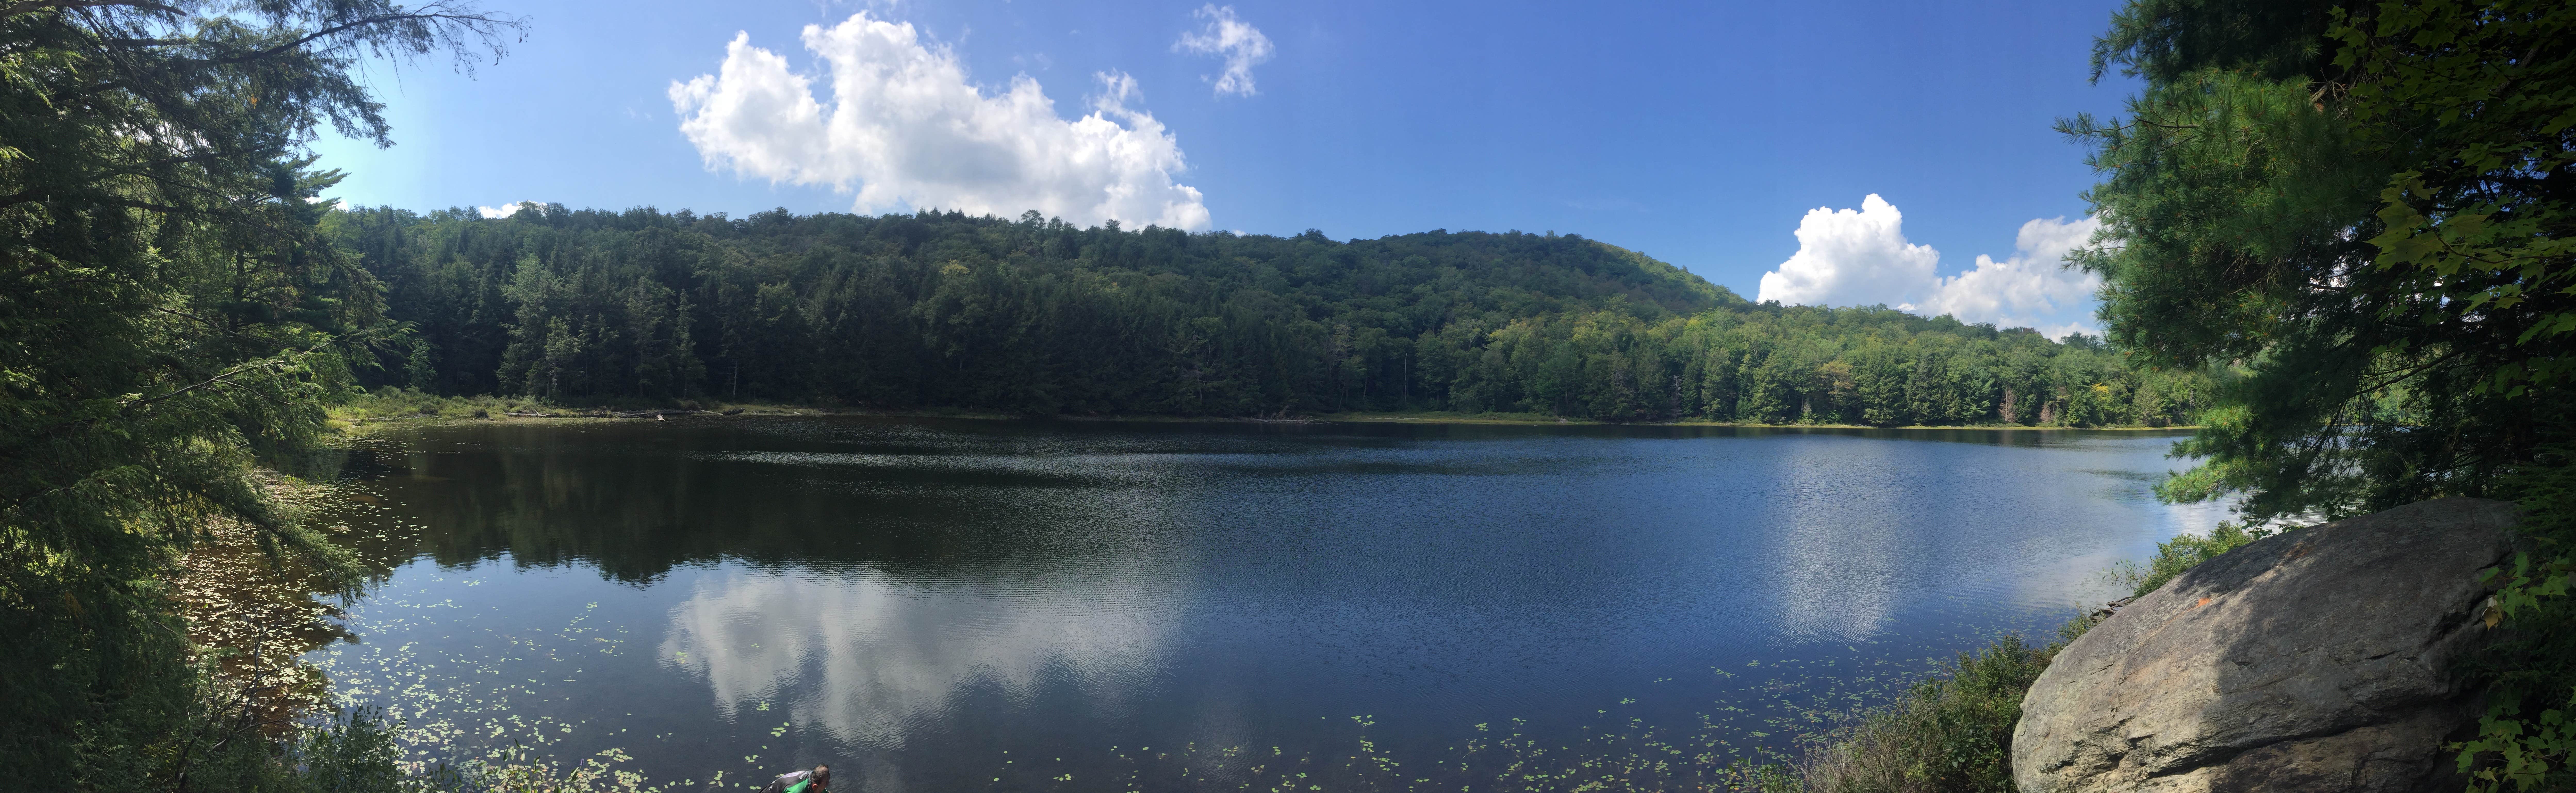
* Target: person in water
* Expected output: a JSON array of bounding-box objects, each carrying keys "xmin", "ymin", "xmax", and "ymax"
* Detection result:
[{"xmin": 762, "ymin": 765, "xmax": 831, "ymax": 793}]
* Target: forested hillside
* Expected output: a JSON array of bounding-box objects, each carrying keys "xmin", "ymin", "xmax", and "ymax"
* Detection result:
[{"xmin": 332, "ymin": 204, "xmax": 2216, "ymax": 425}]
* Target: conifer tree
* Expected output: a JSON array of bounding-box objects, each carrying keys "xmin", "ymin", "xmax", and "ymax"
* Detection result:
[
  {"xmin": 2072, "ymin": 0, "xmax": 2571, "ymax": 785},
  {"xmin": 0, "ymin": 1, "xmax": 517, "ymax": 786}
]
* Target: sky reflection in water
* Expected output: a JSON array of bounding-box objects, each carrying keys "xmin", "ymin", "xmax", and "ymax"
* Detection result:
[{"xmin": 309, "ymin": 419, "xmax": 2225, "ymax": 791}]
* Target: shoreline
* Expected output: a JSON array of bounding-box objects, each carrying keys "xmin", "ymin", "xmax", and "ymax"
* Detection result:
[{"xmin": 332, "ymin": 397, "xmax": 2197, "ymax": 433}]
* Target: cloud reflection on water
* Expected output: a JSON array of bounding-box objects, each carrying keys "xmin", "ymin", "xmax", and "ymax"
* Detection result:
[
  {"xmin": 660, "ymin": 568, "xmax": 1179, "ymax": 749},
  {"xmin": 333, "ymin": 419, "xmax": 2218, "ymax": 791}
]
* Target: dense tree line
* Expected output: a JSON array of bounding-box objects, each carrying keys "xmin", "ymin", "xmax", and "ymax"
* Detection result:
[{"xmin": 334, "ymin": 205, "xmax": 2215, "ymax": 426}]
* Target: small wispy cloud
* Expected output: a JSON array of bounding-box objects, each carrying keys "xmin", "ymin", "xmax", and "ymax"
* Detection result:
[
  {"xmin": 1173, "ymin": 5, "xmax": 1273, "ymax": 97},
  {"xmin": 478, "ymin": 202, "xmax": 540, "ymax": 219}
]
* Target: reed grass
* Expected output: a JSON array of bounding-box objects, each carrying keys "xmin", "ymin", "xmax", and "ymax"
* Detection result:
[{"xmin": 1792, "ymin": 620, "xmax": 2094, "ymax": 793}]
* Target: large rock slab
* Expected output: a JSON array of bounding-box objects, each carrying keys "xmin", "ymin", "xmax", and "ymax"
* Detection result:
[{"xmin": 2012, "ymin": 498, "xmax": 2523, "ymax": 793}]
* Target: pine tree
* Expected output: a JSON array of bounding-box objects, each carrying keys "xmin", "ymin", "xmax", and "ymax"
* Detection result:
[
  {"xmin": 0, "ymin": 1, "xmax": 518, "ymax": 787},
  {"xmin": 2072, "ymin": 1, "xmax": 2572, "ymax": 785}
]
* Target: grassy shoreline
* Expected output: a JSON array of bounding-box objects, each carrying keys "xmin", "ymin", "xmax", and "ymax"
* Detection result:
[{"xmin": 329, "ymin": 389, "xmax": 2199, "ymax": 434}]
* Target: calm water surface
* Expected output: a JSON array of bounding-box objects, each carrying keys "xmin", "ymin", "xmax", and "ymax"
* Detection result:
[{"xmin": 306, "ymin": 418, "xmax": 2218, "ymax": 790}]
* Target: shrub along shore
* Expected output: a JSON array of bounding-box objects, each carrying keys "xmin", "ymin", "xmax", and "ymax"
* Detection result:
[{"xmin": 1791, "ymin": 523, "xmax": 2272, "ymax": 793}]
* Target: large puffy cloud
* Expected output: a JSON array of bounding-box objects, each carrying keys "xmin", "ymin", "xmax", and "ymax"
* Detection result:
[
  {"xmin": 1754, "ymin": 194, "xmax": 2103, "ymax": 336},
  {"xmin": 669, "ymin": 13, "xmax": 1211, "ymax": 230},
  {"xmin": 1909, "ymin": 216, "xmax": 2104, "ymax": 338},
  {"xmin": 1173, "ymin": 5, "xmax": 1273, "ymax": 97},
  {"xmin": 1755, "ymin": 194, "xmax": 1939, "ymax": 310}
]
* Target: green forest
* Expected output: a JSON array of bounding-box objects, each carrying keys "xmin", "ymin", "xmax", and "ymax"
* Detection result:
[
  {"xmin": 333, "ymin": 205, "xmax": 2212, "ymax": 426},
  {"xmin": 5, "ymin": 0, "xmax": 2571, "ymax": 791}
]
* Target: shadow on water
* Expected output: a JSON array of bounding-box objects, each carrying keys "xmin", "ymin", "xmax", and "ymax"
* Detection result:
[
  {"xmin": 316, "ymin": 418, "xmax": 1215, "ymax": 583},
  {"xmin": 296, "ymin": 416, "xmax": 2205, "ymax": 792},
  {"xmin": 318, "ymin": 418, "xmax": 2186, "ymax": 585}
]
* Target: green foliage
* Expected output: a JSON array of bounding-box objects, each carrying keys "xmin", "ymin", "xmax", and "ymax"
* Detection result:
[
  {"xmin": 331, "ymin": 208, "xmax": 2214, "ymax": 426},
  {"xmin": 2334, "ymin": 0, "xmax": 2576, "ymax": 395},
  {"xmin": 2106, "ymin": 521, "xmax": 2271, "ymax": 598},
  {"xmin": 334, "ymin": 386, "xmax": 555, "ymax": 423},
  {"xmin": 160, "ymin": 705, "xmax": 420, "ymax": 793},
  {"xmin": 289, "ymin": 709, "xmax": 413, "ymax": 793},
  {"xmin": 1797, "ymin": 621, "xmax": 2093, "ymax": 793},
  {"xmin": 2073, "ymin": 0, "xmax": 2573, "ymax": 786},
  {"xmin": 0, "ymin": 0, "xmax": 515, "ymax": 788},
  {"xmin": 2068, "ymin": 0, "xmax": 2570, "ymax": 523},
  {"xmin": 2456, "ymin": 447, "xmax": 2576, "ymax": 791}
]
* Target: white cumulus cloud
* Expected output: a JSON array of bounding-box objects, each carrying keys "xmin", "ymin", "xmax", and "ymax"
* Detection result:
[
  {"xmin": 1754, "ymin": 194, "xmax": 2103, "ymax": 336},
  {"xmin": 1173, "ymin": 5, "xmax": 1273, "ymax": 97},
  {"xmin": 669, "ymin": 12, "xmax": 1210, "ymax": 230},
  {"xmin": 1755, "ymin": 194, "xmax": 1939, "ymax": 310},
  {"xmin": 1909, "ymin": 216, "xmax": 2104, "ymax": 338}
]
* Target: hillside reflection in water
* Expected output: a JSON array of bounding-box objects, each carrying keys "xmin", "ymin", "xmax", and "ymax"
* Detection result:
[{"xmin": 309, "ymin": 418, "xmax": 2221, "ymax": 791}]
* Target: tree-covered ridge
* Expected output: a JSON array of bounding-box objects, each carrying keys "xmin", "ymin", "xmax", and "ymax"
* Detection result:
[{"xmin": 333, "ymin": 205, "xmax": 2216, "ymax": 426}]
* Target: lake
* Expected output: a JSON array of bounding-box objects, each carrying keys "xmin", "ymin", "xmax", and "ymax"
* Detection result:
[{"xmin": 301, "ymin": 418, "xmax": 2219, "ymax": 791}]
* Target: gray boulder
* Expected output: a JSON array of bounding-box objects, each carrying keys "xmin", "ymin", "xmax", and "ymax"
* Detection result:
[{"xmin": 2012, "ymin": 498, "xmax": 2523, "ymax": 793}]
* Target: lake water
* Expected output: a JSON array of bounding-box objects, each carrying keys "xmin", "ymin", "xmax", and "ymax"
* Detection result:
[{"xmin": 304, "ymin": 418, "xmax": 2219, "ymax": 791}]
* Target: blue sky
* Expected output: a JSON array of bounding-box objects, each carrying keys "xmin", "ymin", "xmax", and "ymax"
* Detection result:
[{"xmin": 311, "ymin": 0, "xmax": 2137, "ymax": 334}]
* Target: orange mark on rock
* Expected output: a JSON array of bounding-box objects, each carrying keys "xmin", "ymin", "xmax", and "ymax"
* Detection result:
[{"xmin": 2193, "ymin": 597, "xmax": 2211, "ymax": 609}]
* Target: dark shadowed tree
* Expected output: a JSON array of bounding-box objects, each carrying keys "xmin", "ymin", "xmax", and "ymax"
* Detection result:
[{"xmin": 0, "ymin": 1, "xmax": 518, "ymax": 787}]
